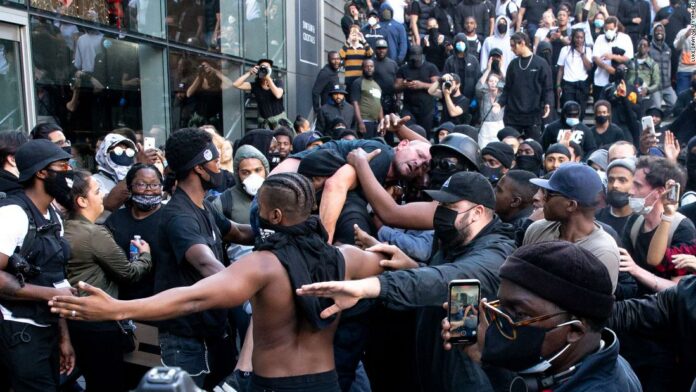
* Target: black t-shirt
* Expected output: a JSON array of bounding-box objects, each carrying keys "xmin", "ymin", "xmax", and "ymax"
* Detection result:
[
  {"xmin": 621, "ymin": 214, "xmax": 696, "ymax": 291},
  {"xmin": 441, "ymin": 93, "xmax": 470, "ymax": 125},
  {"xmin": 595, "ymin": 207, "xmax": 630, "ymax": 246},
  {"xmin": 591, "ymin": 123, "xmax": 627, "ymax": 149},
  {"xmin": 251, "ymin": 79, "xmax": 285, "ymax": 118},
  {"xmin": 396, "ymin": 62, "xmax": 440, "ymax": 110},
  {"xmin": 154, "ymin": 190, "xmax": 231, "ymax": 337},
  {"xmin": 291, "ymin": 139, "xmax": 395, "ymax": 185},
  {"xmin": 104, "ymin": 207, "xmax": 164, "ymax": 300},
  {"xmin": 521, "ymin": 0, "xmax": 551, "ymax": 24},
  {"xmin": 374, "ymin": 57, "xmax": 399, "ymax": 96}
]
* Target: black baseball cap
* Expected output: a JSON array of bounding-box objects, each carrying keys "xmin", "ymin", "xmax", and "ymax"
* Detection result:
[
  {"xmin": 530, "ymin": 162, "xmax": 602, "ymax": 206},
  {"xmin": 490, "ymin": 48, "xmax": 503, "ymax": 57},
  {"xmin": 16, "ymin": 139, "xmax": 72, "ymax": 182},
  {"xmin": 425, "ymin": 171, "xmax": 495, "ymax": 209},
  {"xmin": 375, "ymin": 39, "xmax": 388, "ymax": 48}
]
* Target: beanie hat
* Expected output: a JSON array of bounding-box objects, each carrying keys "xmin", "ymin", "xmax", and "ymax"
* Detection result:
[
  {"xmin": 482, "ymin": 142, "xmax": 515, "ymax": 168},
  {"xmin": 499, "ymin": 241, "xmax": 614, "ymax": 320}
]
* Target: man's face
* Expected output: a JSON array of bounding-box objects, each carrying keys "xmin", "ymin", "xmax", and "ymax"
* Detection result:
[
  {"xmin": 542, "ymin": 188, "xmax": 572, "ymax": 221},
  {"xmin": 517, "ymin": 144, "xmax": 535, "ymax": 156},
  {"xmin": 631, "ymin": 168, "xmax": 656, "ymax": 198},
  {"xmin": 595, "ymin": 105, "xmax": 610, "ymax": 121},
  {"xmin": 573, "ymin": 31, "xmax": 585, "ymax": 47},
  {"xmin": 607, "ymin": 144, "xmax": 635, "ymax": 162},
  {"xmin": 427, "ymin": 19, "xmax": 438, "ymax": 30},
  {"xmin": 376, "ymin": 47, "xmax": 388, "ymax": 59},
  {"xmin": 393, "ymin": 140, "xmax": 432, "ymax": 179},
  {"xmin": 638, "ymin": 40, "xmax": 649, "ymax": 57},
  {"xmin": 651, "ymin": 114, "xmax": 662, "ymax": 127},
  {"xmin": 544, "ymin": 153, "xmax": 569, "ymax": 173},
  {"xmin": 275, "ymin": 135, "xmax": 292, "ymax": 158},
  {"xmin": 437, "ymin": 130, "xmax": 450, "ymax": 143},
  {"xmin": 329, "ymin": 53, "xmax": 341, "ymax": 70},
  {"xmin": 604, "ymin": 23, "xmax": 616, "ymax": 35},
  {"xmin": 438, "ymin": 199, "xmax": 478, "ymax": 245},
  {"xmin": 363, "ymin": 60, "xmax": 375, "ymax": 77},
  {"xmin": 557, "ymin": 10, "xmax": 568, "ymax": 25},
  {"xmin": 238, "ymin": 158, "xmax": 266, "ymax": 183},
  {"xmin": 494, "ymin": 176, "xmax": 516, "ymax": 217},
  {"xmin": 332, "ymin": 93, "xmax": 345, "ymax": 104},
  {"xmin": 48, "ymin": 130, "xmax": 68, "ymax": 147},
  {"xmin": 510, "ymin": 40, "xmax": 521, "ymax": 56},
  {"xmin": 607, "ymin": 167, "xmax": 633, "ymax": 193},
  {"xmin": 483, "ymin": 154, "xmax": 503, "ymax": 169},
  {"xmin": 259, "ymin": 61, "xmax": 272, "ymax": 70},
  {"xmin": 465, "ymin": 18, "xmax": 476, "ymax": 33}
]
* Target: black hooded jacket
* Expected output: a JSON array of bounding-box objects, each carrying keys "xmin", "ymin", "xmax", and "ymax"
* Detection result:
[
  {"xmin": 0, "ymin": 169, "xmax": 22, "ymax": 195},
  {"xmin": 376, "ymin": 217, "xmax": 516, "ymax": 391}
]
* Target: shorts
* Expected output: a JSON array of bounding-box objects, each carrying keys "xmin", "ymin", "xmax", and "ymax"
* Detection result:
[{"xmin": 249, "ymin": 370, "xmax": 340, "ymax": 392}]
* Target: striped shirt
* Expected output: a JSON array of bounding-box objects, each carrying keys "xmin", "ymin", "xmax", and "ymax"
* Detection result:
[{"xmin": 339, "ymin": 43, "xmax": 374, "ymax": 79}]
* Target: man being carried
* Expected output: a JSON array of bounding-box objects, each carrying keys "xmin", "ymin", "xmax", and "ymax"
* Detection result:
[{"xmin": 49, "ymin": 173, "xmax": 387, "ymax": 392}]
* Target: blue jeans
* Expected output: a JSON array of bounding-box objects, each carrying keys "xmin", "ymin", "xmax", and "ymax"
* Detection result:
[
  {"xmin": 526, "ymin": 22, "xmax": 539, "ymax": 40},
  {"xmin": 676, "ymin": 71, "xmax": 692, "ymax": 95},
  {"xmin": 159, "ymin": 332, "xmax": 210, "ymax": 387}
]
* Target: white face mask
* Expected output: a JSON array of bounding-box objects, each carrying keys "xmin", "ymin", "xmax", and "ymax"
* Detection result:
[
  {"xmin": 368, "ymin": 17, "xmax": 378, "ymax": 26},
  {"xmin": 242, "ymin": 173, "xmax": 264, "ymax": 196},
  {"xmin": 604, "ymin": 29, "xmax": 616, "ymax": 41},
  {"xmin": 628, "ymin": 190, "xmax": 658, "ymax": 215}
]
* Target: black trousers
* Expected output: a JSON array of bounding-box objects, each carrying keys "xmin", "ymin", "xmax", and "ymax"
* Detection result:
[
  {"xmin": 0, "ymin": 321, "xmax": 60, "ymax": 392},
  {"xmin": 561, "ymin": 80, "xmax": 589, "ymax": 120},
  {"xmin": 69, "ymin": 321, "xmax": 126, "ymax": 392},
  {"xmin": 505, "ymin": 121, "xmax": 542, "ymax": 142}
]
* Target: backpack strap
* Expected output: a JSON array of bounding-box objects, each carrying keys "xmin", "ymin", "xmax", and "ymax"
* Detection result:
[
  {"xmin": 629, "ymin": 215, "xmax": 644, "ymax": 249},
  {"xmin": 667, "ymin": 213, "xmax": 686, "ymax": 246},
  {"xmin": 630, "ymin": 213, "xmax": 686, "ymax": 250}
]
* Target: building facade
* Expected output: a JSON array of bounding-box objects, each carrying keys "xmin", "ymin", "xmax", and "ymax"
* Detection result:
[{"xmin": 0, "ymin": 0, "xmax": 337, "ymax": 144}]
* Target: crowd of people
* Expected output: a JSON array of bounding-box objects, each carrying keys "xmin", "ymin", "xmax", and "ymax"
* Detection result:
[{"xmin": 2, "ymin": 0, "xmax": 696, "ymax": 391}]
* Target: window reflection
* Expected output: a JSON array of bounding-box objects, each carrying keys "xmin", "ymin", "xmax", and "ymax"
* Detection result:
[
  {"xmin": 243, "ymin": 0, "xmax": 267, "ymax": 60},
  {"xmin": 166, "ymin": 0, "xmax": 222, "ymax": 51},
  {"xmin": 0, "ymin": 39, "xmax": 25, "ymax": 132}
]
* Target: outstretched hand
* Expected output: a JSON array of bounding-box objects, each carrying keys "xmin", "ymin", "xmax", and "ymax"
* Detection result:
[
  {"xmin": 296, "ymin": 277, "xmax": 381, "ymax": 319},
  {"xmin": 346, "ymin": 147, "xmax": 382, "ymax": 167},
  {"xmin": 49, "ymin": 281, "xmax": 121, "ymax": 321},
  {"xmin": 378, "ymin": 113, "xmax": 412, "ymax": 135}
]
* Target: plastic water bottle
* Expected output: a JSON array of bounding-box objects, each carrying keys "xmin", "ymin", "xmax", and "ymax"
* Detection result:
[{"xmin": 130, "ymin": 235, "xmax": 141, "ymax": 262}]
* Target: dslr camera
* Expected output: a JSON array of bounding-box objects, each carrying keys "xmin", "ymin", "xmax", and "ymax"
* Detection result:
[
  {"xmin": 8, "ymin": 253, "xmax": 41, "ymax": 287},
  {"xmin": 440, "ymin": 77, "xmax": 453, "ymax": 90},
  {"xmin": 257, "ymin": 65, "xmax": 271, "ymax": 79}
]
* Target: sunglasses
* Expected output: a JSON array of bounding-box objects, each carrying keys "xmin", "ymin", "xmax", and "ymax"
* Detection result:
[
  {"xmin": 112, "ymin": 146, "xmax": 136, "ymax": 158},
  {"xmin": 482, "ymin": 300, "xmax": 569, "ymax": 340}
]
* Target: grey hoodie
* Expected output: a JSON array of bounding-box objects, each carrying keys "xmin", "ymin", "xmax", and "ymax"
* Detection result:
[{"xmin": 481, "ymin": 16, "xmax": 516, "ymax": 72}]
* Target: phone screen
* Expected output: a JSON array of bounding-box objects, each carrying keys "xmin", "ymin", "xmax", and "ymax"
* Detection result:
[
  {"xmin": 144, "ymin": 137, "xmax": 156, "ymax": 151},
  {"xmin": 448, "ymin": 279, "xmax": 481, "ymax": 345},
  {"xmin": 641, "ymin": 116, "xmax": 655, "ymax": 135}
]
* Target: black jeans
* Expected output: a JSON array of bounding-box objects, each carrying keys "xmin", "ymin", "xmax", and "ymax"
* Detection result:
[
  {"xmin": 68, "ymin": 321, "xmax": 125, "ymax": 392},
  {"xmin": 505, "ymin": 121, "xmax": 542, "ymax": 142},
  {"xmin": 0, "ymin": 321, "xmax": 60, "ymax": 392},
  {"xmin": 561, "ymin": 80, "xmax": 589, "ymax": 120}
]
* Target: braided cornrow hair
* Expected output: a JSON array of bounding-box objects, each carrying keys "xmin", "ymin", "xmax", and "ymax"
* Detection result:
[{"xmin": 260, "ymin": 172, "xmax": 316, "ymax": 217}]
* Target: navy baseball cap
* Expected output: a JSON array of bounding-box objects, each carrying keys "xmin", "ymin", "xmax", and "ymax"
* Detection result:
[
  {"xmin": 425, "ymin": 171, "xmax": 495, "ymax": 209},
  {"xmin": 16, "ymin": 139, "xmax": 72, "ymax": 183},
  {"xmin": 530, "ymin": 163, "xmax": 602, "ymax": 206}
]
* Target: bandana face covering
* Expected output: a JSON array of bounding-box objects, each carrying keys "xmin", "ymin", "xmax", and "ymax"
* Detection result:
[{"xmin": 130, "ymin": 194, "xmax": 162, "ymax": 211}]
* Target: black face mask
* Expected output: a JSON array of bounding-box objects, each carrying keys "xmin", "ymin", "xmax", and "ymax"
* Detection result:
[
  {"xmin": 198, "ymin": 166, "xmax": 225, "ymax": 191},
  {"xmin": 429, "ymin": 169, "xmax": 457, "ymax": 190},
  {"xmin": 428, "ymin": 28, "xmax": 439, "ymax": 37},
  {"xmin": 130, "ymin": 193, "xmax": 162, "ymax": 211},
  {"xmin": 480, "ymin": 165, "xmax": 504, "ymax": 184},
  {"xmin": 44, "ymin": 169, "xmax": 75, "ymax": 201},
  {"xmin": 606, "ymin": 190, "xmax": 630, "ymax": 208},
  {"xmin": 595, "ymin": 115, "xmax": 609, "ymax": 125},
  {"xmin": 498, "ymin": 23, "xmax": 508, "ymax": 34},
  {"xmin": 515, "ymin": 156, "xmax": 542, "ymax": 174},
  {"xmin": 433, "ymin": 205, "xmax": 474, "ymax": 248},
  {"xmin": 481, "ymin": 323, "xmax": 547, "ymax": 372}
]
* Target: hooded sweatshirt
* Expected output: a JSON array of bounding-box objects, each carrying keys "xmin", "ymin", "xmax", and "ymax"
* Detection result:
[
  {"xmin": 213, "ymin": 145, "xmax": 269, "ymax": 224},
  {"xmin": 443, "ymin": 33, "xmax": 482, "ymax": 99},
  {"xmin": 649, "ymin": 24, "xmax": 672, "ymax": 90},
  {"xmin": 481, "ymin": 16, "xmax": 516, "ymax": 72},
  {"xmin": 379, "ymin": 3, "xmax": 408, "ymax": 63},
  {"xmin": 93, "ymin": 133, "xmax": 137, "ymax": 194}
]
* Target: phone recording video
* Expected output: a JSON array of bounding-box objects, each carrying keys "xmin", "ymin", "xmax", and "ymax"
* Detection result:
[{"xmin": 448, "ymin": 279, "xmax": 481, "ymax": 345}]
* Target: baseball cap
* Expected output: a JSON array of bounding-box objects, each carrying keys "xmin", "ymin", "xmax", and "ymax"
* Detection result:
[
  {"xmin": 490, "ymin": 48, "xmax": 503, "ymax": 57},
  {"xmin": 530, "ymin": 162, "xmax": 602, "ymax": 206},
  {"xmin": 425, "ymin": 171, "xmax": 495, "ymax": 209},
  {"xmin": 16, "ymin": 139, "xmax": 72, "ymax": 183},
  {"xmin": 375, "ymin": 39, "xmax": 388, "ymax": 48}
]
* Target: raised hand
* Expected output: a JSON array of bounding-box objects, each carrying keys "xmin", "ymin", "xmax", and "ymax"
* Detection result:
[{"xmin": 49, "ymin": 281, "xmax": 121, "ymax": 321}]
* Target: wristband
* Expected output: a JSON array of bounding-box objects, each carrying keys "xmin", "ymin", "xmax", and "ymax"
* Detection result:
[{"xmin": 661, "ymin": 213, "xmax": 674, "ymax": 222}]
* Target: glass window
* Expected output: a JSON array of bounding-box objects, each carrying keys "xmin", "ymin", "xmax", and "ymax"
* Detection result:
[
  {"xmin": 266, "ymin": 0, "xmax": 284, "ymax": 68},
  {"xmin": 166, "ymin": 0, "xmax": 221, "ymax": 51},
  {"xmin": 169, "ymin": 50, "xmax": 241, "ymax": 138},
  {"xmin": 0, "ymin": 36, "xmax": 26, "ymax": 132},
  {"xmin": 31, "ymin": 16, "xmax": 169, "ymax": 144},
  {"xmin": 243, "ymin": 0, "xmax": 267, "ymax": 61},
  {"xmin": 31, "ymin": 0, "xmax": 165, "ymax": 38},
  {"xmin": 219, "ymin": 0, "xmax": 241, "ymax": 56}
]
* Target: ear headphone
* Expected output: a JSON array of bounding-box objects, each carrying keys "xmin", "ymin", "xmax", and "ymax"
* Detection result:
[{"xmin": 508, "ymin": 365, "xmax": 578, "ymax": 392}]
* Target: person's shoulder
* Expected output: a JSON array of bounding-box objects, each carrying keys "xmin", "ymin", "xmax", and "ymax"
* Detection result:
[{"xmin": 0, "ymin": 203, "xmax": 28, "ymax": 221}]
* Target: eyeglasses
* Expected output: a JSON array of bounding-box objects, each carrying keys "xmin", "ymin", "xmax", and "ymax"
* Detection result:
[
  {"xmin": 131, "ymin": 183, "xmax": 163, "ymax": 192},
  {"xmin": 112, "ymin": 146, "xmax": 136, "ymax": 158},
  {"xmin": 482, "ymin": 300, "xmax": 569, "ymax": 340},
  {"xmin": 433, "ymin": 158, "xmax": 460, "ymax": 172}
]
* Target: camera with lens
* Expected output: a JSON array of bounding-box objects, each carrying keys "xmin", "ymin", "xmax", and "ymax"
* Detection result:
[
  {"xmin": 8, "ymin": 253, "xmax": 41, "ymax": 287},
  {"xmin": 440, "ymin": 77, "xmax": 453, "ymax": 90},
  {"xmin": 257, "ymin": 65, "xmax": 271, "ymax": 79},
  {"xmin": 135, "ymin": 367, "xmax": 202, "ymax": 392}
]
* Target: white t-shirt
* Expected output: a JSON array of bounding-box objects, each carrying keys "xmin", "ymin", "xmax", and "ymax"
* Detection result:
[
  {"xmin": 557, "ymin": 45, "xmax": 593, "ymax": 82},
  {"xmin": 0, "ymin": 204, "xmax": 63, "ymax": 327},
  {"xmin": 592, "ymin": 33, "xmax": 634, "ymax": 87}
]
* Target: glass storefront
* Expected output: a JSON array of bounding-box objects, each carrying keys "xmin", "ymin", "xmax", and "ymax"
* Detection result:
[{"xmin": 1, "ymin": 0, "xmax": 286, "ymax": 142}]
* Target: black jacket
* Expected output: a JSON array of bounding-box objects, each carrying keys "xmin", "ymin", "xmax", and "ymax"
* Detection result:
[
  {"xmin": 0, "ymin": 169, "xmax": 22, "ymax": 195},
  {"xmin": 670, "ymin": 98, "xmax": 696, "ymax": 144},
  {"xmin": 500, "ymin": 55, "xmax": 554, "ymax": 126},
  {"xmin": 541, "ymin": 120, "xmax": 597, "ymax": 155},
  {"xmin": 609, "ymin": 276, "xmax": 696, "ymax": 391},
  {"xmin": 618, "ymin": 0, "xmax": 650, "ymax": 38},
  {"xmin": 316, "ymin": 102, "xmax": 357, "ymax": 137},
  {"xmin": 443, "ymin": 53, "xmax": 481, "ymax": 99},
  {"xmin": 311, "ymin": 65, "xmax": 340, "ymax": 114},
  {"xmin": 377, "ymin": 217, "xmax": 516, "ymax": 392}
]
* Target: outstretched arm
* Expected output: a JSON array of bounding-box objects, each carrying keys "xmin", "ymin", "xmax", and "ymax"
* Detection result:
[{"xmin": 49, "ymin": 252, "xmax": 273, "ymax": 321}]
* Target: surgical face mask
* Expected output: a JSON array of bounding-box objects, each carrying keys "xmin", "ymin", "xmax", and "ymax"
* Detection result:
[
  {"xmin": 604, "ymin": 28, "xmax": 616, "ymax": 41},
  {"xmin": 130, "ymin": 194, "xmax": 162, "ymax": 211},
  {"xmin": 565, "ymin": 117, "xmax": 580, "ymax": 127},
  {"xmin": 368, "ymin": 16, "xmax": 378, "ymax": 26},
  {"xmin": 455, "ymin": 41, "xmax": 466, "ymax": 52},
  {"xmin": 242, "ymin": 173, "xmax": 264, "ymax": 196},
  {"xmin": 594, "ymin": 19, "xmax": 604, "ymax": 28},
  {"xmin": 629, "ymin": 191, "xmax": 657, "ymax": 215},
  {"xmin": 606, "ymin": 190, "xmax": 630, "ymax": 208}
]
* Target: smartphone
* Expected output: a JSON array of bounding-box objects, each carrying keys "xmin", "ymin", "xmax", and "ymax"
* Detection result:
[
  {"xmin": 641, "ymin": 116, "xmax": 655, "ymax": 135},
  {"xmin": 448, "ymin": 279, "xmax": 481, "ymax": 345},
  {"xmin": 144, "ymin": 137, "xmax": 156, "ymax": 150},
  {"xmin": 667, "ymin": 182, "xmax": 680, "ymax": 204}
]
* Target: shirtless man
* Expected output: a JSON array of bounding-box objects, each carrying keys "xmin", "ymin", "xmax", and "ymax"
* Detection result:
[{"xmin": 48, "ymin": 173, "xmax": 386, "ymax": 391}]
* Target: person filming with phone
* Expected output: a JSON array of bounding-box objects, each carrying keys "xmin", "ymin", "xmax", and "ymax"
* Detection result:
[
  {"xmin": 232, "ymin": 59, "xmax": 287, "ymax": 129},
  {"xmin": 441, "ymin": 241, "xmax": 642, "ymax": 392},
  {"xmin": 297, "ymin": 171, "xmax": 516, "ymax": 391}
]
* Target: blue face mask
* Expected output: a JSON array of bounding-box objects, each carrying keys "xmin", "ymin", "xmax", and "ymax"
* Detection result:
[
  {"xmin": 594, "ymin": 19, "xmax": 604, "ymax": 28},
  {"xmin": 566, "ymin": 118, "xmax": 580, "ymax": 127},
  {"xmin": 455, "ymin": 42, "xmax": 466, "ymax": 52}
]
